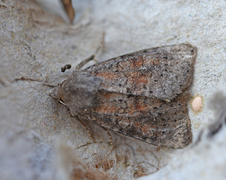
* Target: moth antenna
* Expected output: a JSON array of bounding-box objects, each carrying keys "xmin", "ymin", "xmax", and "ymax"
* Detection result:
[{"xmin": 75, "ymin": 32, "xmax": 105, "ymax": 70}]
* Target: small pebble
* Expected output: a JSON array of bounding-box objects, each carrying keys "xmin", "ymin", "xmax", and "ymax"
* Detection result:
[{"xmin": 192, "ymin": 96, "xmax": 202, "ymax": 112}]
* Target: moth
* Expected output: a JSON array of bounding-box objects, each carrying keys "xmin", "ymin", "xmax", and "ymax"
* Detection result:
[{"xmin": 50, "ymin": 43, "xmax": 197, "ymax": 148}]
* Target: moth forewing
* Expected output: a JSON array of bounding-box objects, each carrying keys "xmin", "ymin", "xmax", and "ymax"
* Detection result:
[{"xmin": 51, "ymin": 43, "xmax": 197, "ymax": 148}]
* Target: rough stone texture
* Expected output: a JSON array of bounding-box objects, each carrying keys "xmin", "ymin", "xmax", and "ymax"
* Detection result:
[{"xmin": 1, "ymin": 0, "xmax": 226, "ymax": 179}]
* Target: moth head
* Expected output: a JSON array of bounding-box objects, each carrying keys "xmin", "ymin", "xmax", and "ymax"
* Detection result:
[
  {"xmin": 49, "ymin": 73, "xmax": 102, "ymax": 116},
  {"xmin": 49, "ymin": 82, "xmax": 67, "ymax": 106}
]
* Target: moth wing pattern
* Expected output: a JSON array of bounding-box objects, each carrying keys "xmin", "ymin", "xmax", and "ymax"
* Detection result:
[
  {"xmin": 56, "ymin": 44, "xmax": 196, "ymax": 148},
  {"xmin": 85, "ymin": 44, "xmax": 196, "ymax": 100},
  {"xmin": 80, "ymin": 44, "xmax": 195, "ymax": 148},
  {"xmin": 77, "ymin": 87, "xmax": 192, "ymax": 148}
]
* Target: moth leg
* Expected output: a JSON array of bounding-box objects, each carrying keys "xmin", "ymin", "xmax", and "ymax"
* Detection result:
[
  {"xmin": 75, "ymin": 121, "xmax": 114, "ymax": 151},
  {"xmin": 76, "ymin": 116, "xmax": 96, "ymax": 143},
  {"xmin": 93, "ymin": 31, "xmax": 105, "ymax": 59},
  {"xmin": 76, "ymin": 119, "xmax": 113, "ymax": 147},
  {"xmin": 11, "ymin": 76, "xmax": 43, "ymax": 83},
  {"xmin": 75, "ymin": 32, "xmax": 105, "ymax": 70},
  {"xmin": 101, "ymin": 127, "xmax": 113, "ymax": 146},
  {"xmin": 135, "ymin": 162, "xmax": 159, "ymax": 176},
  {"xmin": 96, "ymin": 146, "xmax": 114, "ymax": 168},
  {"xmin": 94, "ymin": 127, "xmax": 116, "ymax": 168},
  {"xmin": 75, "ymin": 54, "xmax": 96, "ymax": 70},
  {"xmin": 10, "ymin": 76, "xmax": 51, "ymax": 88}
]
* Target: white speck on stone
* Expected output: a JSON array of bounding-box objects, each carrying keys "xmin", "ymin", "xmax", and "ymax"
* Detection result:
[{"xmin": 192, "ymin": 96, "xmax": 202, "ymax": 112}]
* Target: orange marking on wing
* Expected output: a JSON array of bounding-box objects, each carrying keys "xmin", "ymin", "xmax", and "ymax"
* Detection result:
[
  {"xmin": 95, "ymin": 103, "xmax": 116, "ymax": 114},
  {"xmin": 133, "ymin": 122, "xmax": 142, "ymax": 128},
  {"xmin": 126, "ymin": 102, "xmax": 136, "ymax": 115},
  {"xmin": 135, "ymin": 101, "xmax": 147, "ymax": 112},
  {"xmin": 124, "ymin": 100, "xmax": 147, "ymax": 116},
  {"xmin": 127, "ymin": 72, "xmax": 139, "ymax": 85},
  {"xmin": 101, "ymin": 92, "xmax": 115, "ymax": 99},
  {"xmin": 94, "ymin": 93, "xmax": 119, "ymax": 114},
  {"xmin": 127, "ymin": 72, "xmax": 148, "ymax": 86},
  {"xmin": 95, "ymin": 72, "xmax": 116, "ymax": 81},
  {"xmin": 131, "ymin": 57, "xmax": 143, "ymax": 69},
  {"xmin": 134, "ymin": 75, "xmax": 148, "ymax": 84},
  {"xmin": 142, "ymin": 125, "xmax": 149, "ymax": 133},
  {"xmin": 148, "ymin": 58, "xmax": 159, "ymax": 65}
]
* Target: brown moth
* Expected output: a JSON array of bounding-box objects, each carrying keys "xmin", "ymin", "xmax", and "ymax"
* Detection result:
[{"xmin": 50, "ymin": 43, "xmax": 197, "ymax": 148}]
